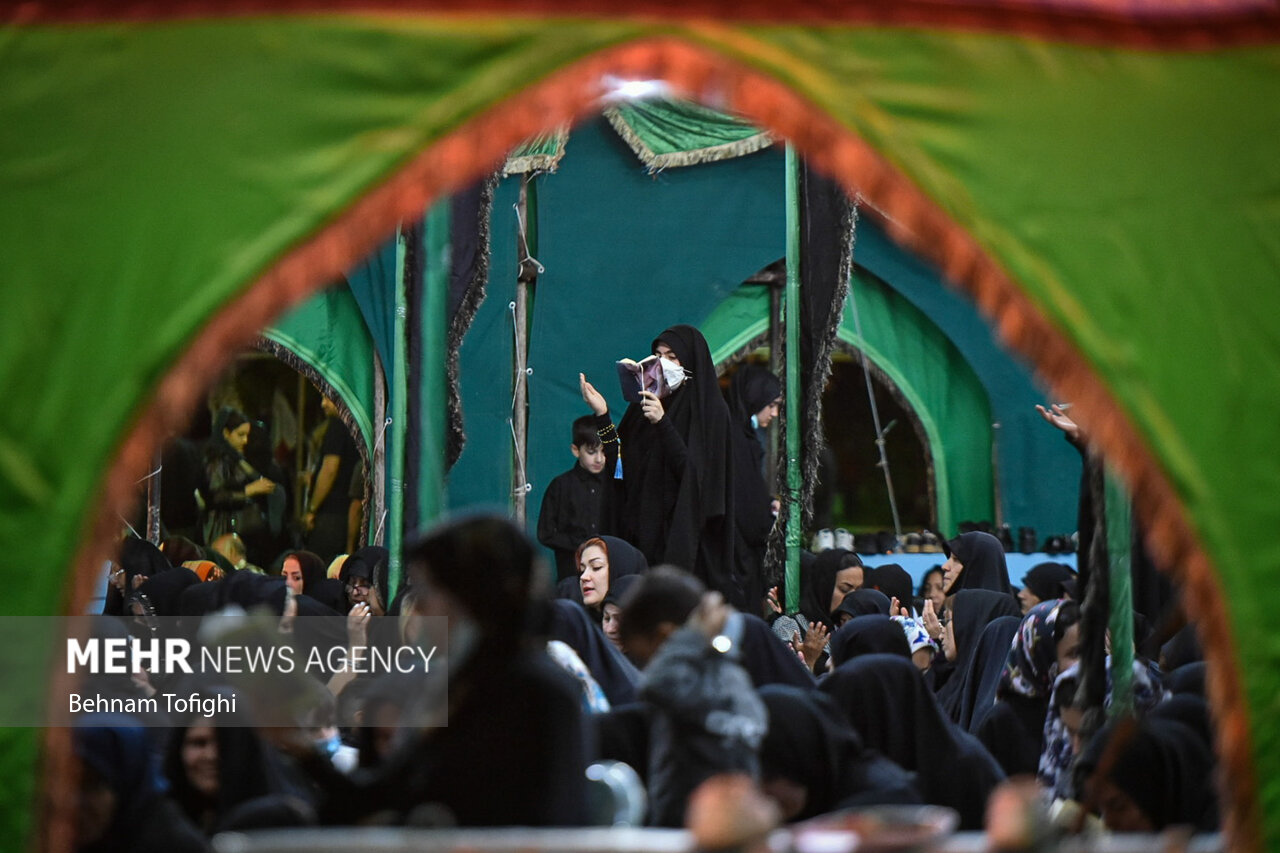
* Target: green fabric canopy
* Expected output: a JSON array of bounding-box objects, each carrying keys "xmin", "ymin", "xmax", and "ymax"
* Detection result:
[{"xmin": 2, "ymin": 10, "xmax": 1279, "ymax": 847}]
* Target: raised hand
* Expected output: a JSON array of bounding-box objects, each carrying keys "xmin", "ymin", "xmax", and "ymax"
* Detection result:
[
  {"xmin": 1035, "ymin": 403, "xmax": 1081, "ymax": 442},
  {"xmin": 764, "ymin": 586, "xmax": 783, "ymax": 617},
  {"xmin": 801, "ymin": 621, "xmax": 829, "ymax": 669},
  {"xmin": 922, "ymin": 598, "xmax": 944, "ymax": 642},
  {"xmin": 580, "ymin": 372, "xmax": 608, "ymax": 416}
]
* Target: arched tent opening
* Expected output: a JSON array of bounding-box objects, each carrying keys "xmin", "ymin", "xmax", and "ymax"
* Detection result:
[{"xmin": 4, "ymin": 11, "xmax": 1277, "ymax": 850}]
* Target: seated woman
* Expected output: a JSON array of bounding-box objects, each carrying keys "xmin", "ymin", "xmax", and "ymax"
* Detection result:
[
  {"xmin": 820, "ymin": 654, "xmax": 1005, "ymax": 830},
  {"xmin": 577, "ymin": 535, "xmax": 648, "ymax": 619},
  {"xmin": 758, "ymin": 684, "xmax": 920, "ymax": 821}
]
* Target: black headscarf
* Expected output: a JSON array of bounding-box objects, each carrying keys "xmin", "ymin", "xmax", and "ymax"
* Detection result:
[
  {"xmin": 597, "ymin": 535, "xmax": 648, "ymax": 589},
  {"xmin": 163, "ymin": 713, "xmax": 306, "ymax": 834},
  {"xmin": 758, "ymin": 685, "xmax": 920, "ymax": 821},
  {"xmin": 132, "ymin": 567, "xmax": 202, "ymax": 620},
  {"xmin": 341, "ymin": 546, "xmax": 392, "ymax": 607},
  {"xmin": 104, "ymin": 538, "xmax": 172, "ymax": 616},
  {"xmin": 943, "ymin": 531, "xmax": 1014, "ymax": 596},
  {"xmin": 937, "ymin": 590, "xmax": 1021, "ymax": 721},
  {"xmin": 833, "ymin": 588, "xmax": 891, "ymax": 622},
  {"xmin": 1021, "ymin": 562, "xmax": 1074, "ymax": 603},
  {"xmin": 820, "ymin": 654, "xmax": 1005, "ymax": 830},
  {"xmin": 801, "ymin": 548, "xmax": 859, "ymax": 629},
  {"xmin": 737, "ymin": 613, "xmax": 817, "ymax": 689},
  {"xmin": 1164, "ymin": 661, "xmax": 1206, "ymax": 696},
  {"xmin": 1075, "ymin": 717, "xmax": 1218, "ymax": 832},
  {"xmin": 959, "ymin": 615, "xmax": 1022, "ymax": 732},
  {"xmin": 865, "ymin": 563, "xmax": 913, "ymax": 613},
  {"xmin": 828, "ymin": 615, "xmax": 911, "ymax": 667},
  {"xmin": 726, "ymin": 364, "xmax": 782, "ymax": 425},
  {"xmin": 1149, "ymin": 694, "xmax": 1215, "ymax": 754},
  {"xmin": 617, "ymin": 325, "xmax": 737, "ymax": 605},
  {"xmin": 602, "ymin": 573, "xmax": 641, "ymax": 610},
  {"xmin": 547, "ymin": 599, "xmax": 641, "ymax": 707}
]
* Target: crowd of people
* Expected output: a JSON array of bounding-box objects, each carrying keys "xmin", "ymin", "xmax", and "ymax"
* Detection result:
[{"xmin": 78, "ymin": 324, "xmax": 1218, "ymax": 850}]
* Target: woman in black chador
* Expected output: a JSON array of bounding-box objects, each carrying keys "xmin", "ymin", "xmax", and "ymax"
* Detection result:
[{"xmin": 617, "ymin": 325, "xmax": 740, "ymax": 607}]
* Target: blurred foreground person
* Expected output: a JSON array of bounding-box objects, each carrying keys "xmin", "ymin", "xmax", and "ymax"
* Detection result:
[{"xmin": 308, "ymin": 515, "xmax": 588, "ymax": 827}]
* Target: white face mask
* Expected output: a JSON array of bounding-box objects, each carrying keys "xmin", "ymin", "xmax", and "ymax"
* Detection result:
[{"xmin": 661, "ymin": 358, "xmax": 687, "ymax": 391}]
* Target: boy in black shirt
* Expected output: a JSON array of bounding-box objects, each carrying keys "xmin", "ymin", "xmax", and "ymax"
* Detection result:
[{"xmin": 537, "ymin": 375, "xmax": 620, "ymax": 582}]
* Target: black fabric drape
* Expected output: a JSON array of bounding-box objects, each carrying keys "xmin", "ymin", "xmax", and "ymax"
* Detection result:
[
  {"xmin": 547, "ymin": 599, "xmax": 641, "ymax": 707},
  {"xmin": 726, "ymin": 365, "xmax": 780, "ymax": 611},
  {"xmin": 763, "ymin": 164, "xmax": 854, "ymax": 589},
  {"xmin": 828, "ymin": 615, "xmax": 910, "ymax": 667}
]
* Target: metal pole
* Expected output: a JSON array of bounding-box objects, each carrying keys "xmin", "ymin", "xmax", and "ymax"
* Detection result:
[
  {"xmin": 1105, "ymin": 467, "xmax": 1135, "ymax": 716},
  {"xmin": 145, "ymin": 449, "xmax": 162, "ymax": 545},
  {"xmin": 388, "ymin": 226, "xmax": 408, "ymax": 592},
  {"xmin": 783, "ymin": 145, "xmax": 803, "ymax": 613}
]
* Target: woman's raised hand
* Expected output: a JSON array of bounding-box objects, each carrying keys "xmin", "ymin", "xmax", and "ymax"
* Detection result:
[{"xmin": 580, "ymin": 373, "xmax": 608, "ymax": 416}]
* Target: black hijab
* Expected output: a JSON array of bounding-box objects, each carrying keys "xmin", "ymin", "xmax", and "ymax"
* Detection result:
[
  {"xmin": 132, "ymin": 567, "xmax": 202, "ymax": 620},
  {"xmin": 1164, "ymin": 661, "xmax": 1207, "ymax": 696},
  {"xmin": 937, "ymin": 590, "xmax": 1021, "ymax": 721},
  {"xmin": 866, "ymin": 563, "xmax": 913, "ymax": 613},
  {"xmin": 617, "ymin": 324, "xmax": 737, "ymax": 605},
  {"xmin": 1074, "ymin": 717, "xmax": 1218, "ymax": 832},
  {"xmin": 1021, "ymin": 562, "xmax": 1074, "ymax": 603},
  {"xmin": 726, "ymin": 364, "xmax": 781, "ymax": 425},
  {"xmin": 820, "ymin": 655, "xmax": 1005, "ymax": 830},
  {"xmin": 959, "ymin": 616, "xmax": 1021, "ymax": 732},
  {"xmin": 943, "ymin": 531, "xmax": 1014, "ymax": 595},
  {"xmin": 737, "ymin": 613, "xmax": 817, "ymax": 689},
  {"xmin": 104, "ymin": 538, "xmax": 172, "ymax": 616},
  {"xmin": 801, "ymin": 548, "xmax": 858, "ymax": 629},
  {"xmin": 828, "ymin": 615, "xmax": 911, "ymax": 667},
  {"xmin": 833, "ymin": 588, "xmax": 891, "ymax": 622},
  {"xmin": 603, "ymin": 573, "xmax": 641, "ymax": 610},
  {"xmin": 758, "ymin": 684, "xmax": 920, "ymax": 821},
  {"xmin": 342, "ymin": 546, "xmax": 392, "ymax": 607},
  {"xmin": 1149, "ymin": 694, "xmax": 1215, "ymax": 754},
  {"xmin": 724, "ymin": 365, "xmax": 780, "ymax": 609},
  {"xmin": 547, "ymin": 599, "xmax": 641, "ymax": 707},
  {"xmin": 597, "ymin": 535, "xmax": 648, "ymax": 589}
]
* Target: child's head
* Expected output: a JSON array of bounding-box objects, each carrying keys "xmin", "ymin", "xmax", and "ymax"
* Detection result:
[{"xmin": 570, "ymin": 416, "xmax": 606, "ymax": 474}]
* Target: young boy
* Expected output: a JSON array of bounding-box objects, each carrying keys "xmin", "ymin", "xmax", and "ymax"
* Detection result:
[{"xmin": 537, "ymin": 375, "xmax": 620, "ymax": 582}]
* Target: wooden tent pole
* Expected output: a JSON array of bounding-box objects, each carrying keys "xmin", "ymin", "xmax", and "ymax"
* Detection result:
[{"xmin": 513, "ymin": 174, "xmax": 538, "ymax": 522}]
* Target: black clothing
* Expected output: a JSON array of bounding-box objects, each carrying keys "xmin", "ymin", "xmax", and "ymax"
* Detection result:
[
  {"xmin": 737, "ymin": 613, "xmax": 817, "ymax": 689},
  {"xmin": 203, "ymin": 437, "xmax": 275, "ymax": 566},
  {"xmin": 725, "ymin": 365, "xmax": 781, "ymax": 611},
  {"xmin": 943, "ymin": 531, "xmax": 1014, "ymax": 596},
  {"xmin": 821, "ymin": 655, "xmax": 1005, "ymax": 831},
  {"xmin": 758, "ymin": 685, "xmax": 920, "ymax": 821},
  {"xmin": 834, "ymin": 588, "xmax": 891, "ymax": 622},
  {"xmin": 800, "ymin": 548, "xmax": 857, "ymax": 630},
  {"xmin": 618, "ymin": 325, "xmax": 739, "ymax": 606},
  {"xmin": 104, "ymin": 537, "xmax": 172, "ymax": 617},
  {"xmin": 1075, "ymin": 717, "xmax": 1218, "ymax": 832},
  {"xmin": 76, "ymin": 723, "xmax": 209, "ymax": 853},
  {"xmin": 957, "ymin": 615, "xmax": 1022, "ymax": 732},
  {"xmin": 1149, "ymin": 694, "xmax": 1215, "ymax": 754},
  {"xmin": 314, "ymin": 649, "xmax": 588, "ymax": 827},
  {"xmin": 640, "ymin": 624, "xmax": 767, "ymax": 827},
  {"xmin": 160, "ymin": 437, "xmax": 206, "ymax": 543},
  {"xmin": 937, "ymin": 590, "xmax": 1020, "ymax": 722},
  {"xmin": 975, "ymin": 693, "xmax": 1046, "ymax": 777},
  {"xmin": 548, "ymin": 599, "xmax": 641, "ymax": 707},
  {"xmin": 1164, "ymin": 661, "xmax": 1207, "ymax": 696},
  {"xmin": 307, "ymin": 415, "xmax": 360, "ymax": 561},
  {"xmin": 865, "ymin": 563, "xmax": 914, "ymax": 614},
  {"xmin": 828, "ymin": 615, "xmax": 911, "ymax": 667},
  {"xmin": 538, "ymin": 412, "xmax": 620, "ymax": 581},
  {"xmin": 1021, "ymin": 562, "xmax": 1074, "ymax": 603}
]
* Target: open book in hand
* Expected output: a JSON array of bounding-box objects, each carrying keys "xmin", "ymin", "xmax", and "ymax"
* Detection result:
[{"xmin": 616, "ymin": 355, "xmax": 673, "ymax": 403}]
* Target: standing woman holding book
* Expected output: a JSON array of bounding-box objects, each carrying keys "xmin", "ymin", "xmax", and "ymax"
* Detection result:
[{"xmin": 616, "ymin": 324, "xmax": 741, "ymax": 607}]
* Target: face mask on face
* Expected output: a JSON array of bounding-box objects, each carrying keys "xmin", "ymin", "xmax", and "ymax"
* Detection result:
[
  {"xmin": 750, "ymin": 414, "xmax": 759, "ymax": 430},
  {"xmin": 661, "ymin": 358, "xmax": 687, "ymax": 391}
]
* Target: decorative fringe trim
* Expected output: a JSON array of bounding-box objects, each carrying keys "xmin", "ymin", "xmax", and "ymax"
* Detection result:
[
  {"xmin": 56, "ymin": 36, "xmax": 1260, "ymax": 852},
  {"xmin": 445, "ymin": 172, "xmax": 497, "ymax": 469},
  {"xmin": 502, "ymin": 126, "xmax": 569, "ymax": 175},
  {"xmin": 603, "ymin": 106, "xmax": 773, "ymax": 173}
]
